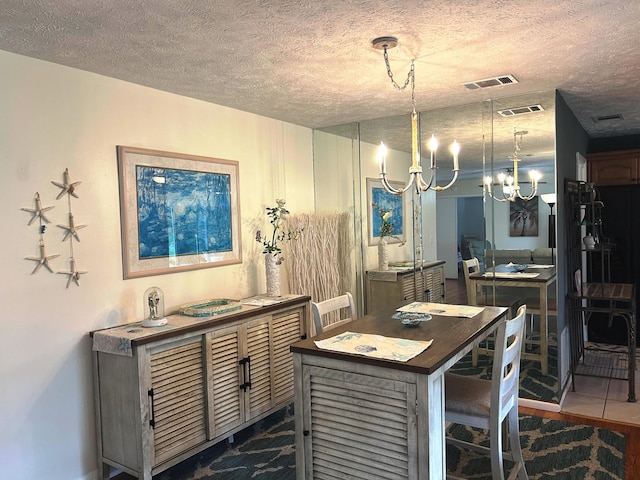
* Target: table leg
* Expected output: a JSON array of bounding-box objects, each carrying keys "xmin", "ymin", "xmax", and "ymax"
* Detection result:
[
  {"xmin": 417, "ymin": 370, "xmax": 446, "ymax": 479},
  {"xmin": 539, "ymin": 283, "xmax": 548, "ymax": 376}
]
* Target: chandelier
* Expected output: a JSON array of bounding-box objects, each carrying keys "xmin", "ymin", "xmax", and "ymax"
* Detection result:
[
  {"xmin": 372, "ymin": 36, "xmax": 460, "ymax": 196},
  {"xmin": 484, "ymin": 128, "xmax": 541, "ymax": 202}
]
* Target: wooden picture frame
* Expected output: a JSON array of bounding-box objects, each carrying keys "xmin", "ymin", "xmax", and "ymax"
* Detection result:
[
  {"xmin": 366, "ymin": 177, "xmax": 406, "ymax": 246},
  {"xmin": 509, "ymin": 196, "xmax": 539, "ymax": 237},
  {"xmin": 117, "ymin": 146, "xmax": 241, "ymax": 279}
]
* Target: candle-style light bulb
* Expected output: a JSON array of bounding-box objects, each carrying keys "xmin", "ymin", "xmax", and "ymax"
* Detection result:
[
  {"xmin": 529, "ymin": 169, "xmax": 542, "ymax": 184},
  {"xmin": 378, "ymin": 142, "xmax": 388, "ymax": 174},
  {"xmin": 429, "ymin": 134, "xmax": 438, "ymax": 168},
  {"xmin": 450, "ymin": 140, "xmax": 460, "ymax": 170}
]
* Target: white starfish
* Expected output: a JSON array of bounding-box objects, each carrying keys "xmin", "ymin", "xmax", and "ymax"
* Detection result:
[
  {"xmin": 51, "ymin": 168, "xmax": 81, "ymax": 199},
  {"xmin": 21, "ymin": 192, "xmax": 54, "ymax": 225},
  {"xmin": 57, "ymin": 258, "xmax": 88, "ymax": 288},
  {"xmin": 25, "ymin": 240, "xmax": 60, "ymax": 274},
  {"xmin": 58, "ymin": 213, "xmax": 87, "ymax": 242}
]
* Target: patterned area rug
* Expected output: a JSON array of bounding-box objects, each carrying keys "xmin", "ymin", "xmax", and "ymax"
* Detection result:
[{"xmin": 157, "ymin": 404, "xmax": 624, "ymax": 480}]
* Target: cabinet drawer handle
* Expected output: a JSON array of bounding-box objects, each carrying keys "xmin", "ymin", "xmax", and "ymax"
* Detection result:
[
  {"xmin": 245, "ymin": 356, "xmax": 252, "ymax": 389},
  {"xmin": 239, "ymin": 357, "xmax": 252, "ymax": 391},
  {"xmin": 148, "ymin": 388, "xmax": 156, "ymax": 429}
]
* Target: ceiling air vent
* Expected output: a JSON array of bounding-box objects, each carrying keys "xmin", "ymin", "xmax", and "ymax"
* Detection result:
[
  {"xmin": 463, "ymin": 75, "xmax": 518, "ymax": 90},
  {"xmin": 497, "ymin": 104, "xmax": 545, "ymax": 117},
  {"xmin": 592, "ymin": 113, "xmax": 624, "ymax": 122}
]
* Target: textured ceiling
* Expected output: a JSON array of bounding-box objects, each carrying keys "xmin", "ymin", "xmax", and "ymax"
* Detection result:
[{"xmin": 1, "ymin": 0, "xmax": 639, "ymax": 171}]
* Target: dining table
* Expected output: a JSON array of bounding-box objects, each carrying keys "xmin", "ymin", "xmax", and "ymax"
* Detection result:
[
  {"xmin": 290, "ymin": 301, "xmax": 508, "ymax": 479},
  {"xmin": 468, "ymin": 264, "xmax": 556, "ymax": 375}
]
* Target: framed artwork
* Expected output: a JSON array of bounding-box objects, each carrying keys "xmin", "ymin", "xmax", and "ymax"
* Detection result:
[
  {"xmin": 117, "ymin": 146, "xmax": 241, "ymax": 279},
  {"xmin": 509, "ymin": 196, "xmax": 539, "ymax": 237},
  {"xmin": 366, "ymin": 178, "xmax": 406, "ymax": 246}
]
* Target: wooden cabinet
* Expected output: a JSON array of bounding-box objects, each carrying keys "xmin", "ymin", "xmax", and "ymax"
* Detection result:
[
  {"xmin": 92, "ymin": 296, "xmax": 309, "ymax": 480},
  {"xmin": 365, "ymin": 260, "xmax": 445, "ymax": 314},
  {"xmin": 588, "ymin": 149, "xmax": 640, "ymax": 185}
]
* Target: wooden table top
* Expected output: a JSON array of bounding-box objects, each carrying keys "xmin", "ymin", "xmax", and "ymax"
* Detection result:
[
  {"xmin": 291, "ymin": 302, "xmax": 507, "ymax": 376},
  {"xmin": 469, "ymin": 266, "xmax": 556, "ymax": 284}
]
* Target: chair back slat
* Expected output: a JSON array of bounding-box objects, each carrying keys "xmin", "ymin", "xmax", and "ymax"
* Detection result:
[
  {"xmin": 311, "ymin": 292, "xmax": 356, "ymax": 335},
  {"xmin": 491, "ymin": 305, "xmax": 527, "ymax": 414}
]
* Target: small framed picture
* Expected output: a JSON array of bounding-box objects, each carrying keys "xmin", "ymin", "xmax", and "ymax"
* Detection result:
[
  {"xmin": 366, "ymin": 178, "xmax": 406, "ymax": 246},
  {"xmin": 509, "ymin": 196, "xmax": 539, "ymax": 237}
]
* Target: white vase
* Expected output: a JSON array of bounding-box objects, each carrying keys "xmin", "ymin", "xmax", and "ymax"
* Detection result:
[
  {"xmin": 583, "ymin": 234, "xmax": 596, "ymax": 250},
  {"xmin": 265, "ymin": 254, "xmax": 281, "ymax": 297},
  {"xmin": 378, "ymin": 238, "xmax": 389, "ymax": 270}
]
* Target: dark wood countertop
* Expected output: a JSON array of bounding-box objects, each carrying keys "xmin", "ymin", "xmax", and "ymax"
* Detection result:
[{"xmin": 291, "ymin": 301, "xmax": 507, "ymax": 376}]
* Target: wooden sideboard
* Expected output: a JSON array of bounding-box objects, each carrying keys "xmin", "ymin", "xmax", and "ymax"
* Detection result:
[
  {"xmin": 90, "ymin": 295, "xmax": 309, "ymax": 480},
  {"xmin": 365, "ymin": 260, "xmax": 446, "ymax": 314}
]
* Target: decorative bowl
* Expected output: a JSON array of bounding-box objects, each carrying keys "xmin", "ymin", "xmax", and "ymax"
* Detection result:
[
  {"xmin": 395, "ymin": 311, "xmax": 432, "ymax": 327},
  {"xmin": 513, "ymin": 264, "xmax": 528, "ymax": 273},
  {"xmin": 402, "ymin": 318, "xmax": 422, "ymax": 327}
]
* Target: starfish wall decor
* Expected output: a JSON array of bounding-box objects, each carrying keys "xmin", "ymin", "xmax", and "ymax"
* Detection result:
[
  {"xmin": 54, "ymin": 168, "xmax": 88, "ymax": 288},
  {"xmin": 22, "ymin": 193, "xmax": 59, "ymax": 275}
]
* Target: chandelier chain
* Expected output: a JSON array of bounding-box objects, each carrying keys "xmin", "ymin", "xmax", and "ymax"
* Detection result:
[{"xmin": 382, "ymin": 47, "xmax": 416, "ymax": 109}]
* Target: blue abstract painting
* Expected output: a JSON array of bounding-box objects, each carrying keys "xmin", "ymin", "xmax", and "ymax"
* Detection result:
[
  {"xmin": 371, "ymin": 186, "xmax": 404, "ymax": 240},
  {"xmin": 136, "ymin": 166, "xmax": 232, "ymax": 259}
]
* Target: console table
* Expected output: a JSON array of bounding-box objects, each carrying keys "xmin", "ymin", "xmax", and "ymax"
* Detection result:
[
  {"xmin": 365, "ymin": 260, "xmax": 445, "ymax": 314},
  {"xmin": 90, "ymin": 295, "xmax": 309, "ymax": 479}
]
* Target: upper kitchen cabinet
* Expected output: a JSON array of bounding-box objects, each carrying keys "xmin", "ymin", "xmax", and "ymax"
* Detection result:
[{"xmin": 588, "ymin": 149, "xmax": 640, "ymax": 185}]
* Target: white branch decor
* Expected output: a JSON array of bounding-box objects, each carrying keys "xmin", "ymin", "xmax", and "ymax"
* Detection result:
[{"xmin": 285, "ymin": 212, "xmax": 352, "ymax": 304}]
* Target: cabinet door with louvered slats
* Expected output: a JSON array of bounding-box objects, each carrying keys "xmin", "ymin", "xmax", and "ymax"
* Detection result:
[
  {"xmin": 149, "ymin": 336, "xmax": 207, "ymax": 465},
  {"xmin": 271, "ymin": 308, "xmax": 304, "ymax": 404},
  {"xmin": 244, "ymin": 316, "xmax": 273, "ymax": 420},
  {"xmin": 401, "ymin": 272, "xmax": 425, "ymax": 302},
  {"xmin": 207, "ymin": 325, "xmax": 244, "ymax": 439},
  {"xmin": 301, "ymin": 364, "xmax": 418, "ymax": 479}
]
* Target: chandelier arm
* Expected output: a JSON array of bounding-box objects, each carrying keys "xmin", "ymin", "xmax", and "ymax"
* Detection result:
[
  {"xmin": 485, "ymin": 187, "xmax": 510, "ymax": 202},
  {"xmin": 416, "ymin": 168, "xmax": 435, "ymax": 192},
  {"xmin": 516, "ymin": 183, "xmax": 539, "ymax": 201},
  {"xmin": 432, "ymin": 170, "xmax": 460, "ymax": 192},
  {"xmin": 380, "ymin": 172, "xmax": 414, "ymax": 195}
]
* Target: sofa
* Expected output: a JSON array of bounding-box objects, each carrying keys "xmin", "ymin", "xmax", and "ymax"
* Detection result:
[{"xmin": 484, "ymin": 248, "xmax": 554, "ymax": 268}]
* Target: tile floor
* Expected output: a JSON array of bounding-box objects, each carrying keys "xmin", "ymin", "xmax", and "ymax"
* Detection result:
[{"xmin": 561, "ymin": 347, "xmax": 640, "ymax": 425}]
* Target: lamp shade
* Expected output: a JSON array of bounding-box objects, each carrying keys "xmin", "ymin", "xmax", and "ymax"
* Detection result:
[{"xmin": 541, "ymin": 193, "xmax": 557, "ymax": 205}]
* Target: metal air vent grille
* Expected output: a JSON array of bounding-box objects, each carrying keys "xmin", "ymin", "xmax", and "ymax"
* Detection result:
[
  {"xmin": 497, "ymin": 104, "xmax": 544, "ymax": 117},
  {"xmin": 463, "ymin": 74, "xmax": 518, "ymax": 90}
]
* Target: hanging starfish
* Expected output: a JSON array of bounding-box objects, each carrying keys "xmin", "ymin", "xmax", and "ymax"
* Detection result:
[
  {"xmin": 57, "ymin": 257, "xmax": 87, "ymax": 288},
  {"xmin": 58, "ymin": 212, "xmax": 87, "ymax": 242},
  {"xmin": 21, "ymin": 192, "xmax": 54, "ymax": 225},
  {"xmin": 25, "ymin": 240, "xmax": 60, "ymax": 274},
  {"xmin": 51, "ymin": 168, "xmax": 81, "ymax": 199}
]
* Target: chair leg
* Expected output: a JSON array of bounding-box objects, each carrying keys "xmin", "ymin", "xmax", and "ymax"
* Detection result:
[
  {"xmin": 490, "ymin": 417, "xmax": 506, "ymax": 480},
  {"xmin": 508, "ymin": 407, "xmax": 528, "ymax": 480}
]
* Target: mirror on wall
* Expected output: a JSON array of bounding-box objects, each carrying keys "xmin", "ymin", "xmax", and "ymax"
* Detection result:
[{"xmin": 313, "ymin": 90, "xmax": 559, "ymax": 404}]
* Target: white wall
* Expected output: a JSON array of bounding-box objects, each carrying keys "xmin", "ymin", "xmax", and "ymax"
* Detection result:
[{"xmin": 0, "ymin": 51, "xmax": 314, "ymax": 480}]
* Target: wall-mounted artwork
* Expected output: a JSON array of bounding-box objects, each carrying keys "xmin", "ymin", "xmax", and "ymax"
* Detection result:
[
  {"xmin": 366, "ymin": 178, "xmax": 406, "ymax": 246},
  {"xmin": 117, "ymin": 146, "xmax": 241, "ymax": 279},
  {"xmin": 509, "ymin": 196, "xmax": 538, "ymax": 237}
]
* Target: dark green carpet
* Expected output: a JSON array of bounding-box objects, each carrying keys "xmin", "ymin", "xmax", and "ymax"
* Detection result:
[{"xmin": 156, "ymin": 403, "xmax": 625, "ymax": 479}]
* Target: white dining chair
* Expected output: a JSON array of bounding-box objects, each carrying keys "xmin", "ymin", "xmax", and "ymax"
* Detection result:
[
  {"xmin": 462, "ymin": 257, "xmax": 521, "ymax": 318},
  {"xmin": 444, "ymin": 304, "xmax": 528, "ymax": 480},
  {"xmin": 463, "ymin": 257, "xmax": 521, "ymax": 364},
  {"xmin": 311, "ymin": 292, "xmax": 356, "ymax": 335}
]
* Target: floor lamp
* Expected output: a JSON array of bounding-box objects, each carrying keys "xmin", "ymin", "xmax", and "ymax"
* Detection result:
[{"xmin": 541, "ymin": 194, "xmax": 557, "ymax": 264}]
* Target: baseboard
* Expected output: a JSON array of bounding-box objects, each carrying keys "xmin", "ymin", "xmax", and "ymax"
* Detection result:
[{"xmin": 519, "ymin": 396, "xmax": 561, "ymax": 412}]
